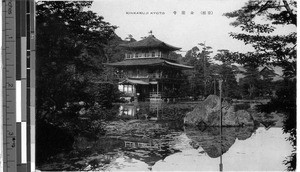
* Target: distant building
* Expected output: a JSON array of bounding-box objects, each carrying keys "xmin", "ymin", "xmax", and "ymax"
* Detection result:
[
  {"xmin": 259, "ymin": 66, "xmax": 283, "ymax": 81},
  {"xmin": 106, "ymin": 34, "xmax": 193, "ymax": 102},
  {"xmin": 236, "ymin": 65, "xmax": 284, "ymax": 98},
  {"xmin": 235, "ymin": 65, "xmax": 283, "ymax": 82}
]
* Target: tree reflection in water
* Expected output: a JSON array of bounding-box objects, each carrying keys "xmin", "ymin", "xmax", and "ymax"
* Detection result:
[
  {"xmin": 37, "ymin": 100, "xmax": 293, "ymax": 171},
  {"xmin": 257, "ymin": 79, "xmax": 296, "ymax": 171}
]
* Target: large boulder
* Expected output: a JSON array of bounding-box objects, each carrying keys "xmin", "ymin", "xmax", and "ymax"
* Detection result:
[
  {"xmin": 236, "ymin": 110, "xmax": 254, "ymax": 126},
  {"xmin": 184, "ymin": 95, "xmax": 254, "ymax": 126}
]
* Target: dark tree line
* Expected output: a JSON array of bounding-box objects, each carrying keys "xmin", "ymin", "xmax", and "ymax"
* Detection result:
[
  {"xmin": 223, "ymin": 0, "xmax": 296, "ymax": 170},
  {"xmin": 36, "ymin": 1, "xmax": 123, "ymax": 164}
]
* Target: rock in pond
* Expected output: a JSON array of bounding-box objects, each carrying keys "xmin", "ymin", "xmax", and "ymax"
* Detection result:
[
  {"xmin": 184, "ymin": 95, "xmax": 254, "ymax": 126},
  {"xmin": 236, "ymin": 110, "xmax": 254, "ymax": 126}
]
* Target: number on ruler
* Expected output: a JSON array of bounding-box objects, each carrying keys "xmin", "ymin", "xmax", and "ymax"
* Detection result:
[
  {"xmin": 11, "ymin": 138, "xmax": 15, "ymax": 147},
  {"xmin": 7, "ymin": 0, "xmax": 13, "ymax": 15},
  {"xmin": 7, "ymin": 83, "xmax": 14, "ymax": 87}
]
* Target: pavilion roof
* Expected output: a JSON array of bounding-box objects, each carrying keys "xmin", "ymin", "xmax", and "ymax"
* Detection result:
[
  {"xmin": 119, "ymin": 35, "xmax": 181, "ymax": 51},
  {"xmin": 106, "ymin": 58, "xmax": 193, "ymax": 70},
  {"xmin": 119, "ymin": 78, "xmax": 149, "ymax": 85}
]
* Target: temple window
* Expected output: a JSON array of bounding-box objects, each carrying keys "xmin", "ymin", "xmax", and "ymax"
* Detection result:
[
  {"xmin": 127, "ymin": 85, "xmax": 132, "ymax": 93},
  {"xmin": 152, "ymin": 51, "xmax": 155, "ymax": 57},
  {"xmin": 155, "ymin": 51, "xmax": 159, "ymax": 57}
]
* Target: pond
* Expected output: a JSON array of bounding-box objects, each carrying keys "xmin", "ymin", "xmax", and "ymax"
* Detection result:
[{"xmin": 37, "ymin": 102, "xmax": 294, "ymax": 171}]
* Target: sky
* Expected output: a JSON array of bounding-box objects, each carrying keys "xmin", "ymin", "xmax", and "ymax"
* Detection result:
[{"xmin": 90, "ymin": 0, "xmax": 296, "ymax": 57}]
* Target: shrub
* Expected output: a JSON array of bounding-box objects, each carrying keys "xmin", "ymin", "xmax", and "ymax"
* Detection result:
[{"xmin": 234, "ymin": 103, "xmax": 250, "ymax": 111}]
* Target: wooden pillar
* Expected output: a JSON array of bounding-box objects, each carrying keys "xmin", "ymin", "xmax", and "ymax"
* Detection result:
[{"xmin": 132, "ymin": 85, "xmax": 134, "ymax": 94}]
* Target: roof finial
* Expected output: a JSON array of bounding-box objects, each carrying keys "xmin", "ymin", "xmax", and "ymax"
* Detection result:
[
  {"xmin": 126, "ymin": 34, "xmax": 133, "ymax": 40},
  {"xmin": 149, "ymin": 30, "xmax": 153, "ymax": 36}
]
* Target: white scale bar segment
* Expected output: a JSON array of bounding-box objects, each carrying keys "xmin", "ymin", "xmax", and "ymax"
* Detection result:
[{"xmin": 16, "ymin": 81, "xmax": 21, "ymax": 123}]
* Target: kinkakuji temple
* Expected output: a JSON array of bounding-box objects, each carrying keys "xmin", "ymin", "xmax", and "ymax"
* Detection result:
[{"xmin": 106, "ymin": 34, "xmax": 193, "ymax": 102}]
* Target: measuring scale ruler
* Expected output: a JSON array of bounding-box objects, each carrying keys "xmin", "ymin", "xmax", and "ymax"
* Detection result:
[{"xmin": 2, "ymin": 0, "xmax": 36, "ymax": 171}]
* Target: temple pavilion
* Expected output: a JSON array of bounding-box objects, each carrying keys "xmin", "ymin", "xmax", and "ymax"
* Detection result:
[{"xmin": 106, "ymin": 34, "xmax": 193, "ymax": 102}]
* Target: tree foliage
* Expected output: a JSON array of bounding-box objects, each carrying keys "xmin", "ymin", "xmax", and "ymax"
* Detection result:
[
  {"xmin": 239, "ymin": 65, "xmax": 262, "ymax": 98},
  {"xmin": 213, "ymin": 50, "xmax": 242, "ymax": 98},
  {"xmin": 257, "ymin": 79, "xmax": 296, "ymax": 170},
  {"xmin": 184, "ymin": 47, "xmax": 242, "ymax": 99},
  {"xmin": 223, "ymin": 0, "xmax": 297, "ymax": 78},
  {"xmin": 224, "ymin": 1, "xmax": 297, "ymax": 170},
  {"xmin": 36, "ymin": 1, "xmax": 120, "ymax": 163},
  {"xmin": 37, "ymin": 1, "xmax": 118, "ymax": 118},
  {"xmin": 183, "ymin": 44, "xmax": 213, "ymax": 98}
]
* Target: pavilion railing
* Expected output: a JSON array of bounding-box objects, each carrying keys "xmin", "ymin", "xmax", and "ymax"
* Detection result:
[{"xmin": 149, "ymin": 92, "xmax": 164, "ymax": 101}]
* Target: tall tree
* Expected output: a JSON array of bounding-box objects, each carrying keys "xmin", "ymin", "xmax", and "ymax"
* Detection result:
[
  {"xmin": 36, "ymin": 1, "xmax": 119, "ymax": 163},
  {"xmin": 183, "ymin": 46, "xmax": 202, "ymax": 98},
  {"xmin": 37, "ymin": 1, "xmax": 117, "ymax": 117},
  {"xmin": 223, "ymin": 0, "xmax": 296, "ymax": 78},
  {"xmin": 239, "ymin": 64, "xmax": 261, "ymax": 99},
  {"xmin": 213, "ymin": 50, "xmax": 241, "ymax": 98},
  {"xmin": 224, "ymin": 1, "xmax": 296, "ymax": 170},
  {"xmin": 183, "ymin": 45, "xmax": 213, "ymax": 99},
  {"xmin": 198, "ymin": 43, "xmax": 213, "ymax": 96}
]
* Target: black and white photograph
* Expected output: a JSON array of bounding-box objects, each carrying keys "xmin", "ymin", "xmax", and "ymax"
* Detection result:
[{"xmin": 20, "ymin": 0, "xmax": 297, "ymax": 171}]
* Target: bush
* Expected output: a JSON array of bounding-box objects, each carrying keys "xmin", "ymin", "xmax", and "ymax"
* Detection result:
[
  {"xmin": 234, "ymin": 103, "xmax": 250, "ymax": 111},
  {"xmin": 36, "ymin": 120, "xmax": 74, "ymax": 164}
]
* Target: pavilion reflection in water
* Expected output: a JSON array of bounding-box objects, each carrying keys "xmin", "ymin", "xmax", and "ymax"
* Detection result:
[
  {"xmin": 122, "ymin": 136, "xmax": 180, "ymax": 170},
  {"xmin": 124, "ymin": 140, "xmax": 162, "ymax": 150},
  {"xmin": 116, "ymin": 102, "xmax": 278, "ymax": 171},
  {"xmin": 118, "ymin": 101, "xmax": 163, "ymax": 120}
]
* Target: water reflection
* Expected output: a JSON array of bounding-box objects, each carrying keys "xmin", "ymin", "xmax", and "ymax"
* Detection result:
[
  {"xmin": 117, "ymin": 101, "xmax": 192, "ymax": 122},
  {"xmin": 37, "ymin": 102, "xmax": 293, "ymax": 171},
  {"xmin": 186, "ymin": 125, "xmax": 257, "ymax": 171},
  {"xmin": 119, "ymin": 104, "xmax": 139, "ymax": 117},
  {"xmin": 117, "ymin": 102, "xmax": 163, "ymax": 121},
  {"xmin": 122, "ymin": 136, "xmax": 181, "ymax": 170},
  {"xmin": 83, "ymin": 133, "xmax": 182, "ymax": 171},
  {"xmin": 186, "ymin": 126, "xmax": 257, "ymax": 158}
]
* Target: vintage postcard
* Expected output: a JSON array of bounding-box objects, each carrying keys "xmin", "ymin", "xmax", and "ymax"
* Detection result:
[{"xmin": 34, "ymin": 0, "xmax": 296, "ymax": 171}]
